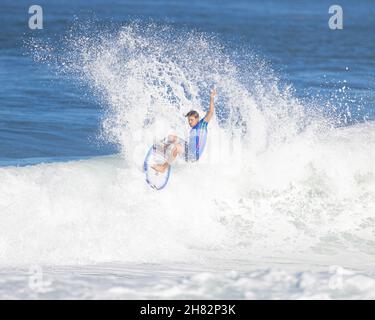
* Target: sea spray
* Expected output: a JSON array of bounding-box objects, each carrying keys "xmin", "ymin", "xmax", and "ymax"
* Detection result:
[{"xmin": 5, "ymin": 22, "xmax": 374, "ymax": 267}]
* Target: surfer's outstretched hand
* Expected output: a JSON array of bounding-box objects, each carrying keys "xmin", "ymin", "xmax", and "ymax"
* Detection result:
[{"xmin": 204, "ymin": 88, "xmax": 217, "ymax": 123}]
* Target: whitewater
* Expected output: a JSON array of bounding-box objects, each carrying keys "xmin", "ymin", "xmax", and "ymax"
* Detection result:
[{"xmin": 1, "ymin": 24, "xmax": 375, "ymax": 299}]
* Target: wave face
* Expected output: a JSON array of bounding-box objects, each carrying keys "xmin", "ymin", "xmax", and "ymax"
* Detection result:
[{"xmin": 4, "ymin": 24, "xmax": 374, "ymax": 267}]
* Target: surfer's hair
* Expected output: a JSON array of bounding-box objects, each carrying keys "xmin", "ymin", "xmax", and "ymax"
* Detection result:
[{"xmin": 185, "ymin": 110, "xmax": 199, "ymax": 118}]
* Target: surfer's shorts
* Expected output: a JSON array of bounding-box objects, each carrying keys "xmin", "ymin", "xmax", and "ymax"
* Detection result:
[
  {"xmin": 154, "ymin": 140, "xmax": 184, "ymax": 164},
  {"xmin": 156, "ymin": 137, "xmax": 198, "ymax": 163},
  {"xmin": 166, "ymin": 137, "xmax": 198, "ymax": 162}
]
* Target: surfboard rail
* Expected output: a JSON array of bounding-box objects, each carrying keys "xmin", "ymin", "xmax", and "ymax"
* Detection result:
[{"xmin": 143, "ymin": 143, "xmax": 171, "ymax": 190}]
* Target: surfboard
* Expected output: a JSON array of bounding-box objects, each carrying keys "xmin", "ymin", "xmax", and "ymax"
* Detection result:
[{"xmin": 143, "ymin": 142, "xmax": 171, "ymax": 190}]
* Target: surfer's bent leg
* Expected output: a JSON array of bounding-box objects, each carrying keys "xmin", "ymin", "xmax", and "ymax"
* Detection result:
[
  {"xmin": 159, "ymin": 135, "xmax": 178, "ymax": 153},
  {"xmin": 168, "ymin": 143, "xmax": 183, "ymax": 163},
  {"xmin": 152, "ymin": 142, "xmax": 183, "ymax": 173}
]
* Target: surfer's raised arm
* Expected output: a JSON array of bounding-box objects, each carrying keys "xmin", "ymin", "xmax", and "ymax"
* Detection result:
[{"xmin": 204, "ymin": 88, "xmax": 217, "ymax": 123}]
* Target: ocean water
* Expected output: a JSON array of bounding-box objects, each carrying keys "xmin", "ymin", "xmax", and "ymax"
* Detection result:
[{"xmin": 1, "ymin": 0, "xmax": 375, "ymax": 299}]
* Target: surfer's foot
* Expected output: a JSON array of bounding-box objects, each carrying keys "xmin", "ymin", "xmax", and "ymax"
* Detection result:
[{"xmin": 151, "ymin": 163, "xmax": 169, "ymax": 173}]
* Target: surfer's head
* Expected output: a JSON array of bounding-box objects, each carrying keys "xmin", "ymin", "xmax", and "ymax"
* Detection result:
[{"xmin": 185, "ymin": 110, "xmax": 199, "ymax": 127}]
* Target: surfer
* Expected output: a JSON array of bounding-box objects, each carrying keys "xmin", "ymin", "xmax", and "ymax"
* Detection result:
[{"xmin": 151, "ymin": 88, "xmax": 217, "ymax": 173}]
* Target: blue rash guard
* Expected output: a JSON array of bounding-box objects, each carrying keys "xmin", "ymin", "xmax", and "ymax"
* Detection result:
[{"xmin": 185, "ymin": 118, "xmax": 208, "ymax": 161}]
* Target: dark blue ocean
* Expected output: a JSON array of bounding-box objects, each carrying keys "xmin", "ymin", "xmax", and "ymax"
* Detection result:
[{"xmin": 1, "ymin": 0, "xmax": 374, "ymax": 165}]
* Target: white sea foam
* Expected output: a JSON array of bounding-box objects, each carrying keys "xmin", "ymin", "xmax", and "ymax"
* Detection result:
[
  {"xmin": 1, "ymin": 120, "xmax": 375, "ymax": 268},
  {"xmin": 2, "ymin": 264, "xmax": 375, "ymax": 299}
]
